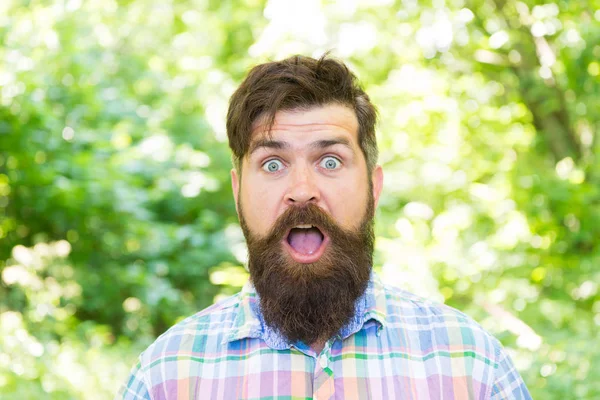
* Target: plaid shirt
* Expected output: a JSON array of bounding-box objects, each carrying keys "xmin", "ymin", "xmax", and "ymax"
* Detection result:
[{"xmin": 117, "ymin": 273, "xmax": 531, "ymax": 399}]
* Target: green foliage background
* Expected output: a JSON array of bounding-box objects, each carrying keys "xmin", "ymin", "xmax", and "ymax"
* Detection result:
[{"xmin": 1, "ymin": 0, "xmax": 599, "ymax": 398}]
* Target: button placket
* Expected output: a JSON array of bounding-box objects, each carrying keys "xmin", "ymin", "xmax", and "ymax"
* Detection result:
[
  {"xmin": 312, "ymin": 343, "xmax": 334, "ymax": 399},
  {"xmin": 319, "ymin": 353, "xmax": 328, "ymax": 369}
]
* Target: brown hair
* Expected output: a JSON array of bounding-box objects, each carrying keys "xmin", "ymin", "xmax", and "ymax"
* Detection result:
[{"xmin": 226, "ymin": 54, "xmax": 378, "ymax": 173}]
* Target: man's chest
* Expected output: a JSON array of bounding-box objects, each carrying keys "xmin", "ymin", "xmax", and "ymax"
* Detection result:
[{"xmin": 146, "ymin": 344, "xmax": 494, "ymax": 400}]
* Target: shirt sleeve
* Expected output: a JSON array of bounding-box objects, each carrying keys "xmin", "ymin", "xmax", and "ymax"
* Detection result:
[
  {"xmin": 490, "ymin": 341, "xmax": 532, "ymax": 400},
  {"xmin": 115, "ymin": 359, "xmax": 151, "ymax": 400}
]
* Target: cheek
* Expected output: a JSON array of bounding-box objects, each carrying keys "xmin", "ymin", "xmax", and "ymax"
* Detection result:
[
  {"xmin": 325, "ymin": 179, "xmax": 369, "ymax": 228},
  {"xmin": 240, "ymin": 179, "xmax": 283, "ymax": 233}
]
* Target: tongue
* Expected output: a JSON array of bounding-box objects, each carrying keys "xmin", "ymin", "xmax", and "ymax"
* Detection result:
[{"xmin": 288, "ymin": 228, "xmax": 323, "ymax": 255}]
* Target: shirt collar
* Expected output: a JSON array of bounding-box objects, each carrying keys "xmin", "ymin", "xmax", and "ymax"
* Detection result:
[{"xmin": 223, "ymin": 271, "xmax": 388, "ymax": 349}]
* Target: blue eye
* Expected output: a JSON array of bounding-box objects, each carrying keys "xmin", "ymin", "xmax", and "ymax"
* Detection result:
[
  {"xmin": 320, "ymin": 156, "xmax": 341, "ymax": 170},
  {"xmin": 263, "ymin": 159, "xmax": 284, "ymax": 172}
]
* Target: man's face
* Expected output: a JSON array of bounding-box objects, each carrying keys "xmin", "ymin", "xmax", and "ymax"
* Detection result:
[
  {"xmin": 232, "ymin": 104, "xmax": 382, "ymax": 240},
  {"xmin": 231, "ymin": 104, "xmax": 383, "ymax": 345}
]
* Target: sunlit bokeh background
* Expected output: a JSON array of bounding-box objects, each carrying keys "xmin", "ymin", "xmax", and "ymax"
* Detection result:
[{"xmin": 1, "ymin": 0, "xmax": 599, "ymax": 398}]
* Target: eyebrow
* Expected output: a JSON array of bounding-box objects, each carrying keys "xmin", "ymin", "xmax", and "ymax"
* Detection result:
[
  {"xmin": 248, "ymin": 137, "xmax": 354, "ymax": 156},
  {"xmin": 310, "ymin": 138, "xmax": 353, "ymax": 151},
  {"xmin": 248, "ymin": 139, "xmax": 290, "ymax": 155}
]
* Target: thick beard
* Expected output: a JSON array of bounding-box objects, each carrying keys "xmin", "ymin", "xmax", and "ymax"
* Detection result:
[{"xmin": 238, "ymin": 196, "xmax": 375, "ymax": 346}]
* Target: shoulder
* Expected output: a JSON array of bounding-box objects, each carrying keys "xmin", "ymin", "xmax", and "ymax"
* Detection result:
[
  {"xmin": 374, "ymin": 282, "xmax": 531, "ymax": 398},
  {"xmin": 137, "ymin": 292, "xmax": 242, "ymax": 369},
  {"xmin": 380, "ymin": 282, "xmax": 503, "ymax": 354}
]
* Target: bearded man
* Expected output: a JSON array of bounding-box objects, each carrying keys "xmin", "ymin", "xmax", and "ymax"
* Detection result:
[{"xmin": 117, "ymin": 55, "xmax": 531, "ymax": 399}]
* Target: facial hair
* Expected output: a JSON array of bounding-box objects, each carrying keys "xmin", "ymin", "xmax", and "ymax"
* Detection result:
[{"xmin": 238, "ymin": 197, "xmax": 375, "ymax": 346}]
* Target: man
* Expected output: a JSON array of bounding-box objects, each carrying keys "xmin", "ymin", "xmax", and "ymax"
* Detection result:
[{"xmin": 117, "ymin": 55, "xmax": 531, "ymax": 399}]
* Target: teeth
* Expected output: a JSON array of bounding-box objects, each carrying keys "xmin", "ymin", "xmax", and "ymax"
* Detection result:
[{"xmin": 295, "ymin": 224, "xmax": 313, "ymax": 229}]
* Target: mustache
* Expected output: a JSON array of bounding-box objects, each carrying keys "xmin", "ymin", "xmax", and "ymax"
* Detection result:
[{"xmin": 258, "ymin": 203, "xmax": 347, "ymax": 245}]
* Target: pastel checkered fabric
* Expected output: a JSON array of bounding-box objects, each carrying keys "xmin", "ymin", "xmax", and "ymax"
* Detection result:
[{"xmin": 117, "ymin": 273, "xmax": 531, "ymax": 399}]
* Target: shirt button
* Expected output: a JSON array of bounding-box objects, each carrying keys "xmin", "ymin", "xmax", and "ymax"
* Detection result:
[{"xmin": 319, "ymin": 355, "xmax": 328, "ymax": 368}]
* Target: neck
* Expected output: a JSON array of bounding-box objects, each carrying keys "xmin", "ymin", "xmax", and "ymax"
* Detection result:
[{"xmin": 311, "ymin": 340, "xmax": 326, "ymax": 354}]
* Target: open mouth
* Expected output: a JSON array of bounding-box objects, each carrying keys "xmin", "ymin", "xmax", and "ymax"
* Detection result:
[{"xmin": 284, "ymin": 224, "xmax": 329, "ymax": 263}]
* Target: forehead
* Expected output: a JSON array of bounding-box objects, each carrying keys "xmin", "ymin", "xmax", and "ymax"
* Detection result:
[{"xmin": 250, "ymin": 104, "xmax": 359, "ymax": 143}]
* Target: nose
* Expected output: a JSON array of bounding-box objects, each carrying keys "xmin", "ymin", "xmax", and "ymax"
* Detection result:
[{"xmin": 284, "ymin": 164, "xmax": 320, "ymax": 206}]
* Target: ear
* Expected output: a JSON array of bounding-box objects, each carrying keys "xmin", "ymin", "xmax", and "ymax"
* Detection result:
[
  {"xmin": 371, "ymin": 165, "xmax": 384, "ymax": 209},
  {"xmin": 231, "ymin": 168, "xmax": 240, "ymax": 217}
]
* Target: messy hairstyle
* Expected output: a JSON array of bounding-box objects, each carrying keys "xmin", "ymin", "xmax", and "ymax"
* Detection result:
[{"xmin": 226, "ymin": 54, "xmax": 378, "ymax": 174}]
